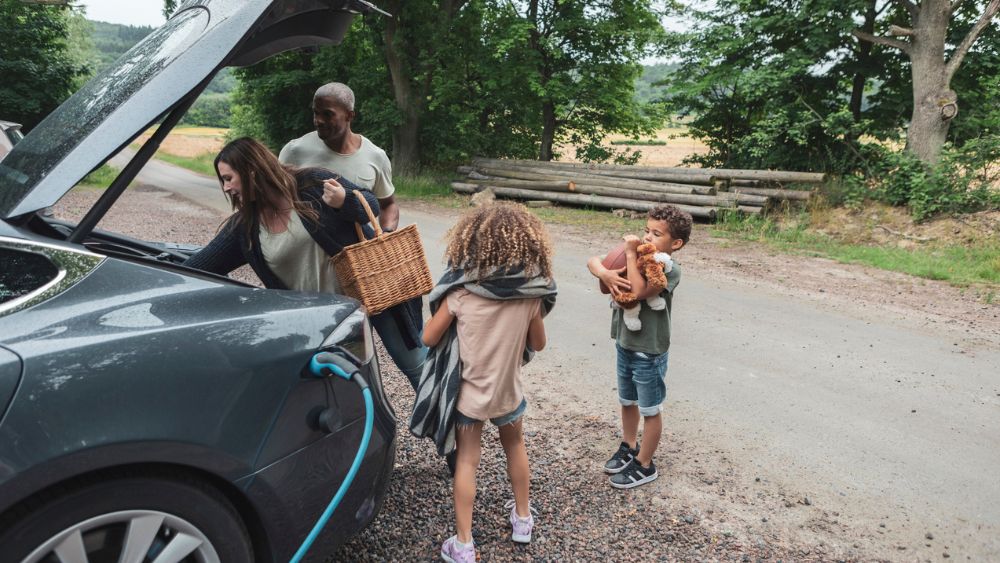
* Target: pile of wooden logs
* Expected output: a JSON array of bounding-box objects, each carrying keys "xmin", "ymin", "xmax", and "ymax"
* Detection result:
[{"xmin": 452, "ymin": 157, "xmax": 826, "ymax": 220}]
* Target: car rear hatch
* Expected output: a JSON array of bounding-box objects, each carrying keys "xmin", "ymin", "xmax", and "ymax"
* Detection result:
[{"xmin": 0, "ymin": 0, "xmax": 380, "ymax": 220}]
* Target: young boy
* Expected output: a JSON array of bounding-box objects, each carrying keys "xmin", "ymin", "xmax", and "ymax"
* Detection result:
[{"xmin": 587, "ymin": 204, "xmax": 692, "ymax": 488}]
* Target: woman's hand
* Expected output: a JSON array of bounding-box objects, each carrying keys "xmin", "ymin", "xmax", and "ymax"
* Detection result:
[{"xmin": 321, "ymin": 178, "xmax": 347, "ymax": 209}]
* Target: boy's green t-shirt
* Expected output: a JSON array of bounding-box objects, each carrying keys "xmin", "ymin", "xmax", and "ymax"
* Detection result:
[{"xmin": 611, "ymin": 264, "xmax": 681, "ymax": 355}]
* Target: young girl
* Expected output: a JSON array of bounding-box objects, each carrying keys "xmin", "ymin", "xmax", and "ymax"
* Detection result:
[{"xmin": 420, "ymin": 202, "xmax": 556, "ymax": 563}]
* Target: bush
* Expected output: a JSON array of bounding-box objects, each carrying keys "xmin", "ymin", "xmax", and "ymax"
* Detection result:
[
  {"xmin": 839, "ymin": 139, "xmax": 1000, "ymax": 221},
  {"xmin": 180, "ymin": 93, "xmax": 232, "ymax": 128}
]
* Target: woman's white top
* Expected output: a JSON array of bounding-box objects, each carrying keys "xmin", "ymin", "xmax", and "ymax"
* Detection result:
[{"xmin": 260, "ymin": 211, "xmax": 341, "ymax": 294}]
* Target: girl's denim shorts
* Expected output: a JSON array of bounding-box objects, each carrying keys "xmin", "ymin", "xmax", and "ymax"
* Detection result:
[{"xmin": 456, "ymin": 398, "xmax": 528, "ymax": 427}]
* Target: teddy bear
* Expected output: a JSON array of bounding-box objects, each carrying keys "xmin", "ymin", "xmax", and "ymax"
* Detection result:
[{"xmin": 612, "ymin": 243, "xmax": 673, "ymax": 331}]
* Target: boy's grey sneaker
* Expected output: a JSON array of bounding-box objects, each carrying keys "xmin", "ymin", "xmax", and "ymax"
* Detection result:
[
  {"xmin": 604, "ymin": 441, "xmax": 639, "ymax": 474},
  {"xmin": 609, "ymin": 459, "xmax": 658, "ymax": 489}
]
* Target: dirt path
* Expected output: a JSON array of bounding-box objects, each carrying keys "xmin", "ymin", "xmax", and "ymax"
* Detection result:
[
  {"xmin": 405, "ymin": 199, "xmax": 1000, "ymax": 561},
  {"xmin": 59, "ymin": 172, "xmax": 1000, "ymax": 560}
]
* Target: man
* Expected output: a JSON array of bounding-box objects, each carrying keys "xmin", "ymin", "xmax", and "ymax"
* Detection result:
[
  {"xmin": 279, "ymin": 82, "xmax": 425, "ymax": 390},
  {"xmin": 279, "ymin": 82, "xmax": 400, "ymax": 231}
]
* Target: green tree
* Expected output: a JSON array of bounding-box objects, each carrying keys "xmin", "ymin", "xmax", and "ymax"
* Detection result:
[
  {"xmin": 484, "ymin": 0, "xmax": 667, "ymax": 161},
  {"xmin": 230, "ymin": 18, "xmax": 394, "ymax": 152},
  {"xmin": 0, "ymin": 0, "xmax": 89, "ymax": 130},
  {"xmin": 852, "ymin": 0, "xmax": 1000, "ymax": 164},
  {"xmin": 663, "ymin": 0, "xmax": 882, "ymax": 171},
  {"xmin": 231, "ymin": 1, "xmax": 667, "ymax": 169}
]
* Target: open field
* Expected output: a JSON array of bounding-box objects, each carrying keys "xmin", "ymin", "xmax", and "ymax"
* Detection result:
[
  {"xmin": 144, "ymin": 126, "xmax": 713, "ymax": 169},
  {"xmin": 134, "ymin": 126, "xmax": 228, "ymax": 157},
  {"xmin": 556, "ymin": 126, "xmax": 710, "ymax": 167}
]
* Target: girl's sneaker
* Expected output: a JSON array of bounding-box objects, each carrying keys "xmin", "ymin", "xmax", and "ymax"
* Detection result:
[
  {"xmin": 505, "ymin": 499, "xmax": 537, "ymax": 543},
  {"xmin": 440, "ymin": 536, "xmax": 475, "ymax": 563}
]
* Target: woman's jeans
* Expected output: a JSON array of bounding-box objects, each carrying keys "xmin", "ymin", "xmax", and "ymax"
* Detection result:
[{"xmin": 371, "ymin": 313, "xmax": 428, "ymax": 390}]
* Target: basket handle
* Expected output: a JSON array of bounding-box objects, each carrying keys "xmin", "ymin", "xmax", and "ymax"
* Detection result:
[{"xmin": 352, "ymin": 190, "xmax": 382, "ymax": 241}]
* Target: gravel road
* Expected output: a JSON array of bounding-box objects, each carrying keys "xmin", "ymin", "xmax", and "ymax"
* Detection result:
[{"xmin": 55, "ymin": 179, "xmax": 1000, "ymax": 562}]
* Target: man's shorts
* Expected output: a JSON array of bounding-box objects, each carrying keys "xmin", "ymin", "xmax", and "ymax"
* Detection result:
[{"xmin": 615, "ymin": 344, "xmax": 669, "ymax": 416}]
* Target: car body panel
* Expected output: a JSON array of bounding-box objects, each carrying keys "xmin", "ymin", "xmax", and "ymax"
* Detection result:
[
  {"xmin": 0, "ymin": 255, "xmax": 367, "ymax": 504},
  {"xmin": 238, "ymin": 361, "xmax": 397, "ymax": 561},
  {"xmin": 0, "ymin": 346, "xmax": 21, "ymax": 422}
]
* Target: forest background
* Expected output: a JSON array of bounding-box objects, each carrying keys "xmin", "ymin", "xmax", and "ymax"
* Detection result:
[{"xmin": 2, "ymin": 0, "xmax": 999, "ymax": 221}]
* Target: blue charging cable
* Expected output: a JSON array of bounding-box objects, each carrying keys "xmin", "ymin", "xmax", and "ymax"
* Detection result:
[{"xmin": 290, "ymin": 351, "xmax": 375, "ymax": 563}]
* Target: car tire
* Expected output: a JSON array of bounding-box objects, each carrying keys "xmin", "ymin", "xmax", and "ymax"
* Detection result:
[{"xmin": 0, "ymin": 472, "xmax": 254, "ymax": 563}]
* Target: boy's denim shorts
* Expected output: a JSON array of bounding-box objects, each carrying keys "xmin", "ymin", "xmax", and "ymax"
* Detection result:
[
  {"xmin": 616, "ymin": 344, "xmax": 669, "ymax": 416},
  {"xmin": 456, "ymin": 398, "xmax": 527, "ymax": 427}
]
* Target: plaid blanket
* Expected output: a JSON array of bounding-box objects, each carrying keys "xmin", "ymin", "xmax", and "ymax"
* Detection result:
[{"xmin": 408, "ymin": 267, "xmax": 557, "ymax": 456}]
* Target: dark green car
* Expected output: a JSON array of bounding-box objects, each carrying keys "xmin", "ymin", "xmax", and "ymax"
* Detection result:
[{"xmin": 0, "ymin": 1, "xmax": 396, "ymax": 561}]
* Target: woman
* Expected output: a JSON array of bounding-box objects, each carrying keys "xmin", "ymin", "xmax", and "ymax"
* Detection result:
[{"xmin": 185, "ymin": 137, "xmax": 426, "ymax": 382}]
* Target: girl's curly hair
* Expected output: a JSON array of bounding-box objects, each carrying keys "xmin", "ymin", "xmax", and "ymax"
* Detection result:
[{"xmin": 444, "ymin": 202, "xmax": 553, "ymax": 279}]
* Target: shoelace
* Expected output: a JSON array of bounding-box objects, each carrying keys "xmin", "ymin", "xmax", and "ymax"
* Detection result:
[{"xmin": 504, "ymin": 499, "xmax": 539, "ymax": 517}]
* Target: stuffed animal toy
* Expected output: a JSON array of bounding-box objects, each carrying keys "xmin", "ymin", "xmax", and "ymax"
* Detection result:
[{"xmin": 610, "ymin": 243, "xmax": 673, "ymax": 331}]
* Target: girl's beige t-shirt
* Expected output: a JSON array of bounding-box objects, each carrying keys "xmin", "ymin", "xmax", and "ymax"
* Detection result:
[{"xmin": 447, "ymin": 288, "xmax": 542, "ymax": 421}]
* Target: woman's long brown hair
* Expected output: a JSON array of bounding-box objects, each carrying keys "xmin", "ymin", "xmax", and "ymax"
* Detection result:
[{"xmin": 214, "ymin": 137, "xmax": 319, "ymax": 245}]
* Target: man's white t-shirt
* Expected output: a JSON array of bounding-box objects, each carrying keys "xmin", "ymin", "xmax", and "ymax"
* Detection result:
[{"xmin": 278, "ymin": 132, "xmax": 395, "ymax": 199}]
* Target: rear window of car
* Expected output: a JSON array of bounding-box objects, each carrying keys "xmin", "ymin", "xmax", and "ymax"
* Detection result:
[{"xmin": 0, "ymin": 248, "xmax": 59, "ymax": 305}]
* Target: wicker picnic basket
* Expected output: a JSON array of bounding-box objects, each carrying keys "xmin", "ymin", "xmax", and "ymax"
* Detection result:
[{"xmin": 331, "ymin": 191, "xmax": 434, "ymax": 315}]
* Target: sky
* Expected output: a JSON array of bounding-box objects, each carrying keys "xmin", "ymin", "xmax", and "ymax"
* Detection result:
[{"xmin": 80, "ymin": 0, "xmax": 165, "ymax": 27}]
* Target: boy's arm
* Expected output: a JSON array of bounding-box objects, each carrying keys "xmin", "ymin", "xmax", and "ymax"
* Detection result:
[
  {"xmin": 422, "ymin": 300, "xmax": 454, "ymax": 347},
  {"xmin": 526, "ymin": 310, "xmax": 546, "ymax": 351},
  {"xmin": 587, "ymin": 255, "xmax": 631, "ymax": 295}
]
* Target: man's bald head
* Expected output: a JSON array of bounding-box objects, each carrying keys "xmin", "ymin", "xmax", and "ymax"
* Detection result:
[{"xmin": 314, "ymin": 82, "xmax": 355, "ymax": 112}]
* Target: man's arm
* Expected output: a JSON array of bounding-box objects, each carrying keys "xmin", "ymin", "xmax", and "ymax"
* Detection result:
[{"xmin": 378, "ymin": 195, "xmax": 400, "ymax": 232}]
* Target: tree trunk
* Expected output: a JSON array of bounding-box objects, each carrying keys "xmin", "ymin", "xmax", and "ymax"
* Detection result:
[
  {"xmin": 849, "ymin": 0, "xmax": 877, "ymax": 128},
  {"xmin": 854, "ymin": 0, "xmax": 1000, "ymax": 166},
  {"xmin": 904, "ymin": 1, "xmax": 955, "ymax": 164},
  {"xmin": 381, "ymin": 5, "xmax": 421, "ymax": 174},
  {"xmin": 540, "ymin": 100, "xmax": 556, "ymax": 161},
  {"xmin": 380, "ymin": 0, "xmax": 466, "ymax": 175}
]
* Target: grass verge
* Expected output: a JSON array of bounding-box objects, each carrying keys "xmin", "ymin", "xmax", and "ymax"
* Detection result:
[
  {"xmin": 712, "ymin": 210, "xmax": 1000, "ymax": 289},
  {"xmin": 404, "ymin": 178, "xmax": 998, "ymax": 297},
  {"xmin": 394, "ymin": 173, "xmax": 453, "ymax": 198},
  {"xmin": 154, "ymin": 152, "xmax": 217, "ymax": 177},
  {"xmin": 79, "ymin": 164, "xmax": 120, "ymax": 187}
]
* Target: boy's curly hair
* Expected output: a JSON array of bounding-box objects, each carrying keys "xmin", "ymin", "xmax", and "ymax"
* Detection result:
[
  {"xmin": 649, "ymin": 204, "xmax": 693, "ymax": 244},
  {"xmin": 444, "ymin": 202, "xmax": 553, "ymax": 279}
]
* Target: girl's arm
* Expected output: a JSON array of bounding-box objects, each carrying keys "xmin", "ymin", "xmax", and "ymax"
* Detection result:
[
  {"xmin": 526, "ymin": 310, "xmax": 546, "ymax": 352},
  {"xmin": 422, "ymin": 300, "xmax": 455, "ymax": 347}
]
